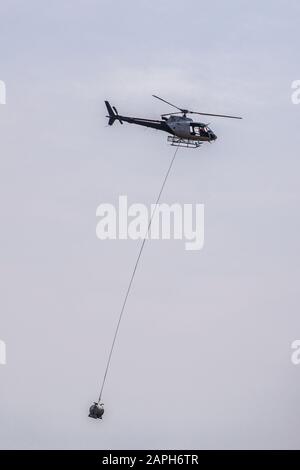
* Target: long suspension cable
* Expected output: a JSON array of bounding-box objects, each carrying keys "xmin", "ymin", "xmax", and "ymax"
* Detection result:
[{"xmin": 97, "ymin": 144, "xmax": 180, "ymax": 403}]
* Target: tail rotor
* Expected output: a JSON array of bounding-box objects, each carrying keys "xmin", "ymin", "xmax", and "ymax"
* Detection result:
[{"xmin": 105, "ymin": 101, "xmax": 123, "ymax": 125}]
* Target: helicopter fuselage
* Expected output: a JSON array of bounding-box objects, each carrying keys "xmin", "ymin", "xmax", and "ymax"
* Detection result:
[{"xmin": 163, "ymin": 115, "xmax": 217, "ymax": 142}]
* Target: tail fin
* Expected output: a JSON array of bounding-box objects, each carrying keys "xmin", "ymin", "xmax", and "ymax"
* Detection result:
[
  {"xmin": 105, "ymin": 100, "xmax": 124, "ymax": 125},
  {"xmin": 105, "ymin": 100, "xmax": 117, "ymax": 125}
]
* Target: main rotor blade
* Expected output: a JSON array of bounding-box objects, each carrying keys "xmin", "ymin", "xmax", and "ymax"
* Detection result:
[
  {"xmin": 153, "ymin": 95, "xmax": 242, "ymax": 119},
  {"xmin": 190, "ymin": 111, "xmax": 242, "ymax": 119},
  {"xmin": 152, "ymin": 95, "xmax": 182, "ymax": 112}
]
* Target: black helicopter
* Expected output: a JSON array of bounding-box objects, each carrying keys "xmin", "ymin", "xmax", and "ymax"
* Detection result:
[{"xmin": 105, "ymin": 95, "xmax": 242, "ymax": 148}]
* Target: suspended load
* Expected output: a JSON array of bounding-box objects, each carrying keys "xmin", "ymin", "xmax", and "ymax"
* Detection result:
[{"xmin": 89, "ymin": 402, "xmax": 104, "ymax": 420}]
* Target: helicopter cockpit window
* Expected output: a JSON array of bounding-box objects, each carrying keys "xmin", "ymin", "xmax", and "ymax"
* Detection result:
[{"xmin": 190, "ymin": 124, "xmax": 201, "ymax": 136}]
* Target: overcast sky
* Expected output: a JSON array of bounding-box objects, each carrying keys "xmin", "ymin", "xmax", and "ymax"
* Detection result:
[{"xmin": 1, "ymin": 0, "xmax": 300, "ymax": 449}]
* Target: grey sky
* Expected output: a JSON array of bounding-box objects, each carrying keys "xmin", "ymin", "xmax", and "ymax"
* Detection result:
[{"xmin": 0, "ymin": 0, "xmax": 300, "ymax": 449}]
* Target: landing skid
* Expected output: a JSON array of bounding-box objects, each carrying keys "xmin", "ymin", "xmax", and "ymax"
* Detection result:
[{"xmin": 167, "ymin": 136, "xmax": 203, "ymax": 148}]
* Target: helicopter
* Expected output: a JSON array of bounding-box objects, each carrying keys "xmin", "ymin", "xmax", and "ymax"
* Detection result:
[{"xmin": 105, "ymin": 95, "xmax": 242, "ymax": 148}]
